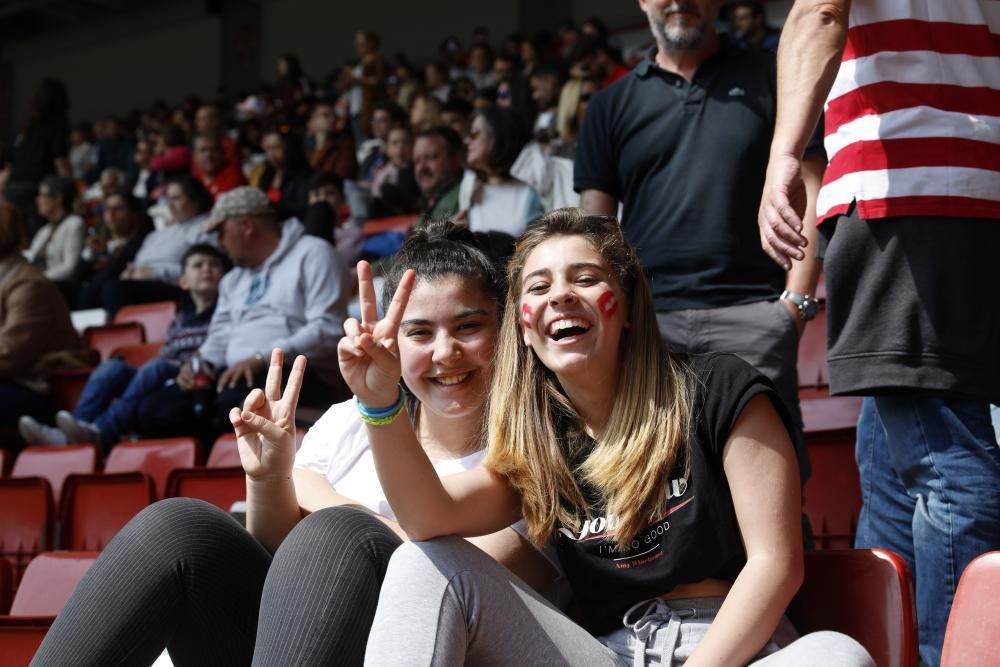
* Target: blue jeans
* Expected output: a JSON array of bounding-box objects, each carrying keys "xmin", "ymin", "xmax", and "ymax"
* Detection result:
[
  {"xmin": 855, "ymin": 396, "xmax": 1000, "ymax": 667},
  {"xmin": 75, "ymin": 359, "xmax": 178, "ymax": 446}
]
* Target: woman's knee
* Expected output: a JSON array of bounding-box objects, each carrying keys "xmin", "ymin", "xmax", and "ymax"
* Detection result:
[
  {"xmin": 769, "ymin": 631, "xmax": 875, "ymax": 667},
  {"xmin": 385, "ymin": 535, "xmax": 489, "ymax": 584},
  {"xmin": 277, "ymin": 506, "xmax": 401, "ymax": 564},
  {"xmin": 113, "ymin": 498, "xmax": 242, "ymax": 558}
]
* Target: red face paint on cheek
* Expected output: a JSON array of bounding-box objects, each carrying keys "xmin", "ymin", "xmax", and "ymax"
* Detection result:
[
  {"xmin": 598, "ymin": 291, "xmax": 618, "ymax": 320},
  {"xmin": 521, "ymin": 303, "xmax": 533, "ymax": 329}
]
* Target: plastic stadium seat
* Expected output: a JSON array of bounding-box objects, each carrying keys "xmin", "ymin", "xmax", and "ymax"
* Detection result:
[
  {"xmin": 208, "ymin": 429, "xmax": 305, "ymax": 468},
  {"xmin": 83, "ymin": 322, "xmax": 145, "ymax": 362},
  {"xmin": 9, "ymin": 551, "xmax": 98, "ymax": 616},
  {"xmin": 362, "ymin": 214, "xmax": 418, "ymax": 237},
  {"xmin": 797, "ymin": 307, "xmax": 828, "ymax": 389},
  {"xmin": 12, "ymin": 445, "xmax": 99, "ymax": 506},
  {"xmin": 798, "ymin": 548, "xmax": 918, "ymax": 667},
  {"xmin": 0, "ymin": 478, "xmax": 54, "ymax": 586},
  {"xmin": 114, "ymin": 301, "xmax": 177, "ymax": 343},
  {"xmin": 166, "ymin": 467, "xmax": 246, "ymax": 511},
  {"xmin": 105, "ymin": 437, "xmax": 201, "ymax": 498},
  {"xmin": 801, "ymin": 395, "xmax": 863, "ymax": 435},
  {"xmin": 0, "ymin": 557, "xmax": 11, "ymax": 614},
  {"xmin": 802, "ymin": 427, "xmax": 862, "ymax": 550},
  {"xmin": 0, "ymin": 552, "xmax": 99, "ymax": 666},
  {"xmin": 47, "ymin": 367, "xmax": 92, "ymax": 413},
  {"xmin": 60, "ymin": 472, "xmax": 155, "ymax": 551},
  {"xmin": 110, "ymin": 341, "xmax": 163, "ymax": 367},
  {"xmin": 941, "ymin": 551, "xmax": 1000, "ymax": 667}
]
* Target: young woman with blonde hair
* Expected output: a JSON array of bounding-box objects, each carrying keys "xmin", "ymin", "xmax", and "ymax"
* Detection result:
[{"xmin": 341, "ymin": 208, "xmax": 874, "ymax": 666}]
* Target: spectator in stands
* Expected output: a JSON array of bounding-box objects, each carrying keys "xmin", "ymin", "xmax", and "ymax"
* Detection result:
[
  {"xmin": 23, "ymin": 174, "xmax": 85, "ymax": 303},
  {"xmin": 91, "ymin": 117, "xmax": 135, "ymax": 179},
  {"xmin": 155, "ymin": 186, "xmax": 349, "ymax": 434},
  {"xmin": 274, "ymin": 53, "xmax": 312, "ymax": 115},
  {"xmin": 440, "ymin": 35, "xmax": 467, "ymax": 80},
  {"xmin": 18, "ymin": 244, "xmax": 228, "ymax": 449},
  {"xmin": 758, "ymin": 2, "xmax": 999, "ymax": 662},
  {"xmin": 359, "ymin": 209, "xmax": 874, "ymax": 667},
  {"xmin": 389, "ymin": 54, "xmax": 420, "ymax": 110},
  {"xmin": 0, "ymin": 204, "xmax": 95, "ymax": 437},
  {"xmin": 358, "ymin": 100, "xmax": 407, "ymax": 183},
  {"xmin": 81, "ymin": 166, "xmax": 125, "ymax": 205},
  {"xmin": 2, "ymin": 77, "xmax": 71, "ymax": 236},
  {"xmin": 409, "ymin": 92, "xmax": 443, "ymax": 133},
  {"xmin": 68, "ymin": 124, "xmax": 96, "ymax": 182},
  {"xmin": 347, "ymin": 30, "xmax": 388, "ymax": 143},
  {"xmin": 575, "ymin": 0, "xmax": 826, "ymax": 489},
  {"xmin": 520, "ymin": 37, "xmax": 542, "ymax": 79},
  {"xmin": 193, "ymin": 132, "xmax": 246, "ymax": 199},
  {"xmin": 129, "ymin": 139, "xmax": 153, "ymax": 203},
  {"xmin": 466, "ymin": 43, "xmax": 497, "ymax": 91},
  {"xmin": 368, "ymin": 126, "xmax": 419, "ymax": 218},
  {"xmin": 149, "ymin": 124, "xmax": 192, "ymax": 183},
  {"xmin": 449, "ymin": 76, "xmax": 478, "ymax": 106},
  {"xmin": 306, "ymin": 98, "xmax": 358, "ymax": 181},
  {"xmin": 730, "ymin": 1, "xmax": 780, "ymax": 52},
  {"xmin": 440, "ymin": 98, "xmax": 474, "ymax": 139},
  {"xmin": 529, "ymin": 61, "xmax": 567, "ymax": 139},
  {"xmin": 413, "ymin": 127, "xmax": 464, "ymax": 226},
  {"xmin": 101, "ymin": 175, "xmax": 215, "ymax": 315},
  {"xmin": 75, "ymin": 191, "xmax": 152, "ymax": 309},
  {"xmin": 458, "ymin": 108, "xmax": 542, "ymax": 237},
  {"xmin": 34, "ymin": 221, "xmax": 555, "ymax": 665},
  {"xmin": 192, "ymin": 103, "xmax": 240, "ymax": 173},
  {"xmin": 253, "ymin": 129, "xmax": 311, "ymax": 221},
  {"xmin": 301, "ymin": 171, "xmax": 363, "ymax": 266},
  {"xmin": 424, "ymin": 61, "xmax": 451, "ymax": 103}
]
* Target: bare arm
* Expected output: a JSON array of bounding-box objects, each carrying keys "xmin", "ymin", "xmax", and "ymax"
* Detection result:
[
  {"xmin": 759, "ymin": 0, "xmax": 850, "ymax": 268},
  {"xmin": 579, "ymin": 189, "xmax": 617, "ymax": 216},
  {"xmin": 685, "ymin": 395, "xmax": 803, "ymax": 667},
  {"xmin": 779, "ymin": 154, "xmax": 826, "ymax": 331}
]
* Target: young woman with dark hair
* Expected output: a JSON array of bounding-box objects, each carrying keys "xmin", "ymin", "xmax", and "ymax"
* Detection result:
[{"xmin": 32, "ymin": 220, "xmax": 555, "ymax": 667}]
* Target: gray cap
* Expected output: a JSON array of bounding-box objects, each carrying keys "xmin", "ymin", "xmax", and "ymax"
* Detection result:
[{"xmin": 205, "ymin": 186, "xmax": 274, "ymax": 232}]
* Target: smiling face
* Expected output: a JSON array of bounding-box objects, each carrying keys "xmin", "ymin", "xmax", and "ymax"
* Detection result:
[
  {"xmin": 398, "ymin": 275, "xmax": 498, "ymax": 422},
  {"xmin": 519, "ymin": 235, "xmax": 627, "ymax": 383}
]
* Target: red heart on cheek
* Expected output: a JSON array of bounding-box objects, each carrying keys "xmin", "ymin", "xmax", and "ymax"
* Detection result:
[
  {"xmin": 521, "ymin": 303, "xmax": 533, "ymax": 329},
  {"xmin": 598, "ymin": 291, "xmax": 618, "ymax": 319}
]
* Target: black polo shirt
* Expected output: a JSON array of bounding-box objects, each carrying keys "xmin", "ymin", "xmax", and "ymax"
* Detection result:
[{"xmin": 575, "ymin": 41, "xmax": 822, "ymax": 312}]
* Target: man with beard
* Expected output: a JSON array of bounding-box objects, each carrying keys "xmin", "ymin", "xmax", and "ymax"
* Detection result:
[
  {"xmin": 413, "ymin": 126, "xmax": 465, "ymax": 224},
  {"xmin": 575, "ymin": 0, "xmax": 826, "ymax": 486}
]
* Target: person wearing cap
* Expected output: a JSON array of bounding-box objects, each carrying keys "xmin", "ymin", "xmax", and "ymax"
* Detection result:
[
  {"xmin": 575, "ymin": 0, "xmax": 826, "ymax": 499},
  {"xmin": 155, "ymin": 186, "xmax": 349, "ymax": 434}
]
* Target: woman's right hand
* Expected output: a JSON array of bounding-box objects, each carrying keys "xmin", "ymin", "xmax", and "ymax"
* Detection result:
[
  {"xmin": 229, "ymin": 348, "xmax": 305, "ymax": 482},
  {"xmin": 337, "ymin": 260, "xmax": 415, "ymax": 408}
]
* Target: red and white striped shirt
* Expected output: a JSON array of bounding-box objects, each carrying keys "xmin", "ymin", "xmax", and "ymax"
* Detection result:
[{"xmin": 817, "ymin": 0, "xmax": 1000, "ymax": 224}]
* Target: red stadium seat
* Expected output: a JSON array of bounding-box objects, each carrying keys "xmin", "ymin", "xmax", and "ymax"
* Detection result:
[
  {"xmin": 0, "ymin": 619, "xmax": 50, "ymax": 667},
  {"xmin": 60, "ymin": 473, "xmax": 155, "ymax": 551},
  {"xmin": 114, "ymin": 301, "xmax": 177, "ymax": 343},
  {"xmin": 362, "ymin": 214, "xmax": 418, "ymax": 237},
  {"xmin": 166, "ymin": 467, "xmax": 246, "ymax": 512},
  {"xmin": 8, "ymin": 551, "xmax": 98, "ymax": 617},
  {"xmin": 47, "ymin": 367, "xmax": 92, "ymax": 413},
  {"xmin": 0, "ymin": 557, "xmax": 11, "ymax": 614},
  {"xmin": 105, "ymin": 437, "xmax": 201, "ymax": 498},
  {"xmin": 12, "ymin": 444, "xmax": 99, "ymax": 506},
  {"xmin": 207, "ymin": 429, "xmax": 304, "ymax": 468},
  {"xmin": 798, "ymin": 548, "xmax": 918, "ymax": 667},
  {"xmin": 797, "ymin": 307, "xmax": 828, "ymax": 389},
  {"xmin": 802, "ymin": 427, "xmax": 862, "ymax": 550},
  {"xmin": 801, "ymin": 395, "xmax": 863, "ymax": 435},
  {"xmin": 110, "ymin": 341, "xmax": 163, "ymax": 367},
  {"xmin": 83, "ymin": 323, "xmax": 145, "ymax": 362},
  {"xmin": 0, "ymin": 478, "xmax": 54, "ymax": 587},
  {"xmin": 941, "ymin": 551, "xmax": 1000, "ymax": 667}
]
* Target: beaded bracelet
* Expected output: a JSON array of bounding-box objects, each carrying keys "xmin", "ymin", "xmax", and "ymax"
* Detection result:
[{"xmin": 356, "ymin": 386, "xmax": 406, "ymax": 426}]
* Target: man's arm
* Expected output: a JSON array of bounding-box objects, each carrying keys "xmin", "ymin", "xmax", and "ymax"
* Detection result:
[
  {"xmin": 759, "ymin": 0, "xmax": 851, "ymax": 268},
  {"xmin": 780, "ymin": 154, "xmax": 825, "ymax": 332},
  {"xmin": 580, "ymin": 189, "xmax": 618, "ymax": 216}
]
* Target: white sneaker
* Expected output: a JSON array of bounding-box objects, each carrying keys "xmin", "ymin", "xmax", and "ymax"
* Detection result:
[
  {"xmin": 18, "ymin": 416, "xmax": 68, "ymax": 446},
  {"xmin": 55, "ymin": 410, "xmax": 101, "ymax": 445}
]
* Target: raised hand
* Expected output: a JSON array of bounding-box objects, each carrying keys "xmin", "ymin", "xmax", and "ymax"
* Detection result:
[
  {"xmin": 337, "ymin": 260, "xmax": 415, "ymax": 408},
  {"xmin": 229, "ymin": 348, "xmax": 306, "ymax": 482}
]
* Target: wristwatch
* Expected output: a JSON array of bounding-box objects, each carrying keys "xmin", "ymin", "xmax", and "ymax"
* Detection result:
[{"xmin": 780, "ymin": 290, "xmax": 820, "ymax": 322}]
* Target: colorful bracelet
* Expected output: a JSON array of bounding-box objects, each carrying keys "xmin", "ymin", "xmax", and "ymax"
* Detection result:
[{"xmin": 356, "ymin": 386, "xmax": 406, "ymax": 426}]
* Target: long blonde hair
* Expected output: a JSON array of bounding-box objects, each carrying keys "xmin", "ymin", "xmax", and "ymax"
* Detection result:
[{"xmin": 486, "ymin": 208, "xmax": 694, "ymax": 550}]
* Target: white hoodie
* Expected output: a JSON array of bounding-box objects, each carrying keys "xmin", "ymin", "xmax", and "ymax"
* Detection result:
[{"xmin": 199, "ymin": 218, "xmax": 347, "ymax": 382}]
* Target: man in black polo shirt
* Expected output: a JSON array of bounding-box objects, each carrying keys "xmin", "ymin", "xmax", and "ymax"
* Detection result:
[{"xmin": 575, "ymin": 0, "xmax": 825, "ymax": 479}]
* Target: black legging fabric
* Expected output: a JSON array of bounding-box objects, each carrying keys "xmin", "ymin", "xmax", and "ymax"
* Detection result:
[{"xmin": 32, "ymin": 498, "xmax": 402, "ymax": 666}]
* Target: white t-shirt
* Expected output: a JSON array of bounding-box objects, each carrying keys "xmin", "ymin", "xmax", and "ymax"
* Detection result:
[
  {"xmin": 458, "ymin": 170, "xmax": 545, "ymax": 238},
  {"xmin": 294, "ymin": 398, "xmax": 561, "ymax": 571}
]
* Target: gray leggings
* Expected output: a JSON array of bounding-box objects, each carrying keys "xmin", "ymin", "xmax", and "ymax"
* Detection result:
[{"xmin": 365, "ymin": 537, "xmax": 875, "ymax": 667}]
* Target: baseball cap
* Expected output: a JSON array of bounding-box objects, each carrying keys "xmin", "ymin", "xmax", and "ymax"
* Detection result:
[{"xmin": 205, "ymin": 186, "xmax": 274, "ymax": 232}]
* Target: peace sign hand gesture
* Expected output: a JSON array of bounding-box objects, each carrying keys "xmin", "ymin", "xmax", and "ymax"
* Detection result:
[
  {"xmin": 337, "ymin": 260, "xmax": 415, "ymax": 408},
  {"xmin": 229, "ymin": 348, "xmax": 306, "ymax": 482}
]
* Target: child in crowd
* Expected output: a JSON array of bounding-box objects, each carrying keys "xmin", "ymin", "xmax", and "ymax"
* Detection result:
[
  {"xmin": 33, "ymin": 221, "xmax": 555, "ymax": 666},
  {"xmin": 18, "ymin": 243, "xmax": 229, "ymax": 449},
  {"xmin": 346, "ymin": 209, "xmax": 875, "ymax": 666}
]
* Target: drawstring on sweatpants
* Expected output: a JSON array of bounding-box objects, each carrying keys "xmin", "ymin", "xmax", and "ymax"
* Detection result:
[{"xmin": 622, "ymin": 598, "xmax": 698, "ymax": 667}]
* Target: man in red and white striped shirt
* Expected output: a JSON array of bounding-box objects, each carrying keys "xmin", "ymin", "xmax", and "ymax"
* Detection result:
[{"xmin": 759, "ymin": 2, "xmax": 999, "ymax": 665}]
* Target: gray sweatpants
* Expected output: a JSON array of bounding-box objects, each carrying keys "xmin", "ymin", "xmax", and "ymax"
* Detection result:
[{"xmin": 365, "ymin": 537, "xmax": 875, "ymax": 667}]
